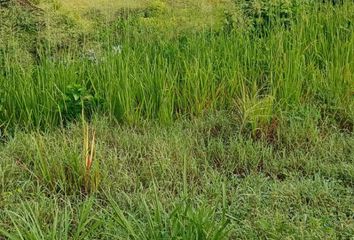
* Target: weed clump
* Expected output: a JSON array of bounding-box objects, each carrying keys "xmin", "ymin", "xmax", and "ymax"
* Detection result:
[
  {"xmin": 231, "ymin": 0, "xmax": 303, "ymax": 34},
  {"xmin": 59, "ymin": 84, "xmax": 102, "ymax": 123}
]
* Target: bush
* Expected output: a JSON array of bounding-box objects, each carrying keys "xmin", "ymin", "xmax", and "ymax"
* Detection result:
[
  {"xmin": 59, "ymin": 84, "xmax": 101, "ymax": 123},
  {"xmin": 145, "ymin": 0, "xmax": 167, "ymax": 18},
  {"xmin": 0, "ymin": 0, "xmax": 10, "ymax": 6},
  {"xmin": 235, "ymin": 0, "xmax": 303, "ymax": 34}
]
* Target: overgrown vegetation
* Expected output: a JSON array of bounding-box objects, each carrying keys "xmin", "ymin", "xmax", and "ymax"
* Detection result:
[{"xmin": 0, "ymin": 0, "xmax": 353, "ymax": 239}]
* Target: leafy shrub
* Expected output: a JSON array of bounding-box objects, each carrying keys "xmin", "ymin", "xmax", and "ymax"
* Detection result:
[
  {"xmin": 59, "ymin": 84, "xmax": 101, "ymax": 123},
  {"xmin": 144, "ymin": 0, "xmax": 167, "ymax": 18},
  {"xmin": 0, "ymin": 0, "xmax": 9, "ymax": 6},
  {"xmin": 235, "ymin": 0, "xmax": 303, "ymax": 34},
  {"xmin": 223, "ymin": 9, "xmax": 241, "ymax": 34},
  {"xmin": 0, "ymin": 2, "xmax": 44, "ymax": 67}
]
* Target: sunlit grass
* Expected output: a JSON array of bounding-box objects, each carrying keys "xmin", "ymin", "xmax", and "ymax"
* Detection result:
[
  {"xmin": 1, "ymin": 2, "xmax": 353, "ymax": 130},
  {"xmin": 0, "ymin": 1, "xmax": 353, "ymax": 239},
  {"xmin": 59, "ymin": 0, "xmax": 148, "ymax": 11}
]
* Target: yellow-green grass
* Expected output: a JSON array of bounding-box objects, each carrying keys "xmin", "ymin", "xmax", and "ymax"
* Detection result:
[
  {"xmin": 37, "ymin": 0, "xmax": 232, "ymax": 32},
  {"xmin": 0, "ymin": 1, "xmax": 353, "ymax": 239},
  {"xmin": 0, "ymin": 116, "xmax": 353, "ymax": 239}
]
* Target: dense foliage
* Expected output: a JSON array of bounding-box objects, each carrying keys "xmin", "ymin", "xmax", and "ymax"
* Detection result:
[{"xmin": 0, "ymin": 1, "xmax": 353, "ymax": 239}]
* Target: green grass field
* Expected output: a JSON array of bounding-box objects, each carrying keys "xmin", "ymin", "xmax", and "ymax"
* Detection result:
[{"xmin": 0, "ymin": 0, "xmax": 353, "ymax": 239}]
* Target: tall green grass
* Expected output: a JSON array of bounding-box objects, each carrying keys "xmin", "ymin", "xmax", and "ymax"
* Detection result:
[
  {"xmin": 0, "ymin": 3, "xmax": 353, "ymax": 132},
  {"xmin": 0, "ymin": 2, "xmax": 353, "ymax": 239}
]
